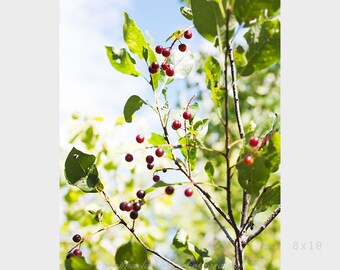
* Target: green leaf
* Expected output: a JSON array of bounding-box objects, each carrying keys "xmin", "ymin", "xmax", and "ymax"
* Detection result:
[
  {"xmin": 168, "ymin": 49, "xmax": 195, "ymax": 79},
  {"xmin": 240, "ymin": 20, "xmax": 280, "ymax": 76},
  {"xmin": 256, "ymin": 182, "xmax": 280, "ymax": 213},
  {"xmin": 123, "ymin": 95, "xmax": 147, "ymax": 123},
  {"xmin": 123, "ymin": 12, "xmax": 148, "ymax": 60},
  {"xmin": 237, "ymin": 157, "xmax": 270, "ymax": 195},
  {"xmin": 204, "ymin": 161, "xmax": 215, "ymax": 181},
  {"xmin": 179, "ymin": 137, "xmax": 198, "ymax": 171},
  {"xmin": 65, "ymin": 256, "xmax": 97, "ymax": 270},
  {"xmin": 165, "ymin": 29, "xmax": 182, "ymax": 42},
  {"xmin": 191, "ymin": 0, "xmax": 226, "ymax": 43},
  {"xmin": 180, "ymin": 6, "xmax": 193, "ymax": 20},
  {"xmin": 115, "ymin": 241, "xmax": 149, "ymax": 270},
  {"xmin": 216, "ymin": 257, "xmax": 233, "ymax": 270},
  {"xmin": 105, "ymin": 47, "xmax": 141, "ymax": 76},
  {"xmin": 263, "ymin": 132, "xmax": 280, "ymax": 172},
  {"xmin": 204, "ymin": 56, "xmax": 224, "ymax": 108},
  {"xmin": 87, "ymin": 209, "xmax": 103, "ymax": 223},
  {"xmin": 234, "ymin": 0, "xmax": 280, "ymax": 26},
  {"xmin": 172, "ymin": 228, "xmax": 189, "ymax": 249},
  {"xmin": 144, "ymin": 181, "xmax": 183, "ymax": 194},
  {"xmin": 148, "ymin": 132, "xmax": 167, "ymax": 146}
]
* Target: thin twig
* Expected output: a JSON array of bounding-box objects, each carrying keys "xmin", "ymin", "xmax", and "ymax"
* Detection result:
[
  {"xmin": 100, "ymin": 191, "xmax": 186, "ymax": 270},
  {"xmin": 200, "ymin": 192, "xmax": 235, "ymax": 246},
  {"xmin": 243, "ymin": 206, "xmax": 281, "ymax": 246}
]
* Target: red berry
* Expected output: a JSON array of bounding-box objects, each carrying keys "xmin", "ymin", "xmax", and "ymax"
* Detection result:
[
  {"xmin": 243, "ymin": 155, "xmax": 254, "ymax": 166},
  {"xmin": 72, "ymin": 234, "xmax": 81, "ymax": 243},
  {"xmin": 184, "ymin": 187, "xmax": 193, "ymax": 197},
  {"xmin": 151, "ymin": 61, "xmax": 159, "ymax": 70},
  {"xmin": 184, "ymin": 30, "xmax": 192, "ymax": 39},
  {"xmin": 136, "ymin": 134, "xmax": 144, "ymax": 143},
  {"xmin": 162, "ymin": 47, "xmax": 171, "ymax": 57},
  {"xmin": 161, "ymin": 62, "xmax": 170, "ymax": 71},
  {"xmin": 125, "ymin": 153, "xmax": 133, "ymax": 162},
  {"xmin": 166, "ymin": 67, "xmax": 174, "ymax": 77},
  {"xmin": 249, "ymin": 136, "xmax": 259, "ymax": 147},
  {"xmin": 148, "ymin": 66, "xmax": 158, "ymax": 74},
  {"xmin": 124, "ymin": 202, "xmax": 133, "ymax": 212},
  {"xmin": 119, "ymin": 201, "xmax": 127, "ymax": 211},
  {"xmin": 155, "ymin": 45, "xmax": 163, "ymax": 54},
  {"xmin": 178, "ymin": 43, "xmax": 187, "ymax": 52},
  {"xmin": 153, "ymin": 175, "xmax": 160, "ymax": 182},
  {"xmin": 133, "ymin": 202, "xmax": 142, "ymax": 211},
  {"xmin": 73, "ymin": 249, "xmax": 82, "ymax": 256},
  {"xmin": 146, "ymin": 155, "xmax": 154, "ymax": 164},
  {"xmin": 183, "ymin": 110, "xmax": 192, "ymax": 120},
  {"xmin": 155, "ymin": 148, "xmax": 164, "ymax": 157},
  {"xmin": 136, "ymin": 190, "xmax": 146, "ymax": 199},
  {"xmin": 172, "ymin": 120, "xmax": 182, "ymax": 130},
  {"xmin": 130, "ymin": 210, "xmax": 139, "ymax": 219},
  {"xmin": 165, "ymin": 185, "xmax": 175, "ymax": 195},
  {"xmin": 147, "ymin": 163, "xmax": 154, "ymax": 170}
]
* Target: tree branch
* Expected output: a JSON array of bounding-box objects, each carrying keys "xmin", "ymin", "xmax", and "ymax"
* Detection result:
[{"xmin": 244, "ymin": 206, "xmax": 281, "ymax": 246}]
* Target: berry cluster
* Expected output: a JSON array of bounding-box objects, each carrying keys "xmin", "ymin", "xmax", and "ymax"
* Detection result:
[
  {"xmin": 148, "ymin": 29, "xmax": 193, "ymax": 77},
  {"xmin": 243, "ymin": 136, "xmax": 259, "ymax": 166},
  {"xmin": 66, "ymin": 234, "xmax": 83, "ymax": 259},
  {"xmin": 119, "ymin": 189, "xmax": 145, "ymax": 220}
]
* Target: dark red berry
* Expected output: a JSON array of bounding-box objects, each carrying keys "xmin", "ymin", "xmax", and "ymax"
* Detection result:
[
  {"xmin": 73, "ymin": 249, "xmax": 82, "ymax": 257},
  {"xmin": 249, "ymin": 136, "xmax": 259, "ymax": 147},
  {"xmin": 146, "ymin": 155, "xmax": 154, "ymax": 164},
  {"xmin": 172, "ymin": 120, "xmax": 182, "ymax": 130},
  {"xmin": 243, "ymin": 155, "xmax": 254, "ymax": 166},
  {"xmin": 153, "ymin": 175, "xmax": 160, "ymax": 182},
  {"xmin": 66, "ymin": 253, "xmax": 75, "ymax": 259},
  {"xmin": 184, "ymin": 30, "xmax": 192, "ymax": 39},
  {"xmin": 130, "ymin": 210, "xmax": 139, "ymax": 219},
  {"xmin": 136, "ymin": 190, "xmax": 146, "ymax": 199},
  {"xmin": 72, "ymin": 234, "xmax": 81, "ymax": 243},
  {"xmin": 178, "ymin": 43, "xmax": 187, "ymax": 52},
  {"xmin": 155, "ymin": 148, "xmax": 164, "ymax": 157},
  {"xmin": 162, "ymin": 47, "xmax": 171, "ymax": 57},
  {"xmin": 184, "ymin": 188, "xmax": 193, "ymax": 197},
  {"xmin": 151, "ymin": 61, "xmax": 160, "ymax": 70},
  {"xmin": 125, "ymin": 153, "xmax": 133, "ymax": 162},
  {"xmin": 136, "ymin": 134, "xmax": 144, "ymax": 143},
  {"xmin": 148, "ymin": 66, "xmax": 158, "ymax": 74},
  {"xmin": 147, "ymin": 163, "xmax": 154, "ymax": 170},
  {"xmin": 119, "ymin": 201, "xmax": 127, "ymax": 211},
  {"xmin": 155, "ymin": 45, "xmax": 163, "ymax": 54},
  {"xmin": 183, "ymin": 110, "xmax": 192, "ymax": 120},
  {"xmin": 161, "ymin": 62, "xmax": 170, "ymax": 71},
  {"xmin": 162, "ymin": 168, "xmax": 167, "ymax": 173},
  {"xmin": 166, "ymin": 67, "xmax": 174, "ymax": 77},
  {"xmin": 165, "ymin": 185, "xmax": 175, "ymax": 195},
  {"xmin": 124, "ymin": 202, "xmax": 133, "ymax": 212},
  {"xmin": 133, "ymin": 202, "xmax": 141, "ymax": 211}
]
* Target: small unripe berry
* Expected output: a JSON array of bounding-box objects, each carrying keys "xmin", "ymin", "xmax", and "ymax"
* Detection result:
[
  {"xmin": 153, "ymin": 175, "xmax": 160, "ymax": 182},
  {"xmin": 249, "ymin": 136, "xmax": 259, "ymax": 147},
  {"xmin": 165, "ymin": 185, "xmax": 175, "ymax": 195},
  {"xmin": 136, "ymin": 134, "xmax": 144, "ymax": 143},
  {"xmin": 172, "ymin": 120, "xmax": 182, "ymax": 130},
  {"xmin": 243, "ymin": 155, "xmax": 254, "ymax": 166},
  {"xmin": 155, "ymin": 148, "xmax": 164, "ymax": 157},
  {"xmin": 72, "ymin": 234, "xmax": 81, "ymax": 243},
  {"xmin": 178, "ymin": 43, "xmax": 187, "ymax": 52},
  {"xmin": 162, "ymin": 47, "xmax": 171, "ymax": 57},
  {"xmin": 155, "ymin": 45, "xmax": 163, "ymax": 54},
  {"xmin": 184, "ymin": 188, "xmax": 193, "ymax": 197},
  {"xmin": 125, "ymin": 153, "xmax": 133, "ymax": 162},
  {"xmin": 73, "ymin": 249, "xmax": 82, "ymax": 256},
  {"xmin": 184, "ymin": 30, "xmax": 192, "ymax": 39},
  {"xmin": 136, "ymin": 190, "xmax": 146, "ymax": 199},
  {"xmin": 183, "ymin": 110, "xmax": 192, "ymax": 120}
]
